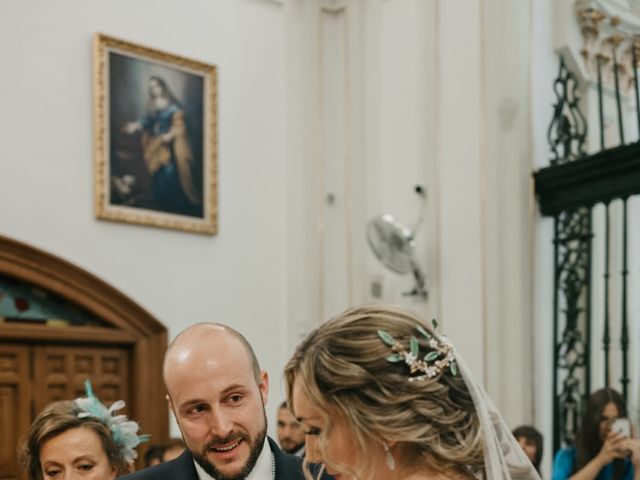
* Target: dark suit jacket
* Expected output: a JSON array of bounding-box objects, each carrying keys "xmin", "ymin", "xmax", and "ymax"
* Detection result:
[{"xmin": 120, "ymin": 437, "xmax": 306, "ymax": 480}]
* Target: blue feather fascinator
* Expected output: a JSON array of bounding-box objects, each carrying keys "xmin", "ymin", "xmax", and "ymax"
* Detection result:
[{"xmin": 74, "ymin": 379, "xmax": 150, "ymax": 463}]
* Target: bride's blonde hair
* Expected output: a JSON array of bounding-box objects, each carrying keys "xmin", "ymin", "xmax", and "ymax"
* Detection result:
[{"xmin": 285, "ymin": 304, "xmax": 484, "ymax": 479}]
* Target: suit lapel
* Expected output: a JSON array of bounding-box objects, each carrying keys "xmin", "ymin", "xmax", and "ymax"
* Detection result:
[
  {"xmin": 170, "ymin": 449, "xmax": 200, "ymax": 479},
  {"xmin": 269, "ymin": 436, "xmax": 304, "ymax": 479}
]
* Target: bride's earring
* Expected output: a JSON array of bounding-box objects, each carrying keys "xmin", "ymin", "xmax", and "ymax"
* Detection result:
[{"xmin": 383, "ymin": 442, "xmax": 396, "ymax": 471}]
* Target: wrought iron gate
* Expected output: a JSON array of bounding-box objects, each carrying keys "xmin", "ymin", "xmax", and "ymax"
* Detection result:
[{"xmin": 535, "ymin": 47, "xmax": 640, "ymax": 452}]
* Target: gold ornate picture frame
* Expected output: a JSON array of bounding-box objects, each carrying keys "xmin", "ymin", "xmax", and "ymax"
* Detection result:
[{"xmin": 94, "ymin": 34, "xmax": 217, "ymax": 234}]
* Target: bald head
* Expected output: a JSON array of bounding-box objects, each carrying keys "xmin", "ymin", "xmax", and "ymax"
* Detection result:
[
  {"xmin": 163, "ymin": 323, "xmax": 270, "ymax": 478},
  {"xmin": 163, "ymin": 323, "xmax": 261, "ymax": 394}
]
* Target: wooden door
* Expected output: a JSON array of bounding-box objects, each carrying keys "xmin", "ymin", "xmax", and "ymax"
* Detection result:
[
  {"xmin": 32, "ymin": 345, "xmax": 129, "ymax": 415},
  {"xmin": 0, "ymin": 345, "xmax": 30, "ymax": 480},
  {"xmin": 0, "ymin": 343, "xmax": 130, "ymax": 480}
]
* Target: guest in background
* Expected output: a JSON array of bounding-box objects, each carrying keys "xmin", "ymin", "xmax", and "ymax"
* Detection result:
[
  {"xmin": 513, "ymin": 425, "xmax": 543, "ymax": 473},
  {"xmin": 19, "ymin": 380, "xmax": 148, "ymax": 480},
  {"xmin": 143, "ymin": 445, "xmax": 165, "ymax": 468},
  {"xmin": 552, "ymin": 388, "xmax": 640, "ymax": 480},
  {"xmin": 161, "ymin": 438, "xmax": 186, "ymax": 462},
  {"xmin": 277, "ymin": 401, "xmax": 306, "ymax": 456}
]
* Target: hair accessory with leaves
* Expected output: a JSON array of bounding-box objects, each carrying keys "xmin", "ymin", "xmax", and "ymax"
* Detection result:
[
  {"xmin": 378, "ymin": 319, "xmax": 457, "ymax": 381},
  {"xmin": 74, "ymin": 379, "xmax": 150, "ymax": 463}
]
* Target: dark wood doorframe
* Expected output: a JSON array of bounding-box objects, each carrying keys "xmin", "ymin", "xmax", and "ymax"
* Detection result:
[
  {"xmin": 0, "ymin": 234, "xmax": 168, "ymax": 465},
  {"xmin": 0, "ymin": 344, "xmax": 31, "ymax": 479}
]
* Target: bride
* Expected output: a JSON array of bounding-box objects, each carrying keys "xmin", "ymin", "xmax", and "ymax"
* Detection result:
[{"xmin": 284, "ymin": 304, "xmax": 540, "ymax": 480}]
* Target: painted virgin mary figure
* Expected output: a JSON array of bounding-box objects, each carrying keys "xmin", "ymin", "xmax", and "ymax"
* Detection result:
[{"xmin": 123, "ymin": 76, "xmax": 201, "ymax": 216}]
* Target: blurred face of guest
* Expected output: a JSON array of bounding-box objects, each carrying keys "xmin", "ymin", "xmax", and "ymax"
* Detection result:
[
  {"xmin": 277, "ymin": 407, "xmax": 305, "ymax": 454},
  {"xmin": 599, "ymin": 402, "xmax": 620, "ymax": 441},
  {"xmin": 39, "ymin": 427, "xmax": 116, "ymax": 480},
  {"xmin": 293, "ymin": 377, "xmax": 389, "ymax": 480},
  {"xmin": 165, "ymin": 327, "xmax": 269, "ymax": 480},
  {"xmin": 516, "ymin": 436, "xmax": 538, "ymax": 465},
  {"xmin": 162, "ymin": 444, "xmax": 185, "ymax": 462}
]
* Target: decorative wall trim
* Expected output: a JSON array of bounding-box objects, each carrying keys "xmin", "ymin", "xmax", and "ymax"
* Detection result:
[
  {"xmin": 318, "ymin": 3, "xmax": 354, "ymax": 318},
  {"xmin": 569, "ymin": 0, "xmax": 640, "ymax": 90}
]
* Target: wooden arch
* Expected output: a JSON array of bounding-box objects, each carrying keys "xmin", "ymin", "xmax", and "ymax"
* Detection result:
[{"xmin": 0, "ymin": 234, "xmax": 168, "ymax": 473}]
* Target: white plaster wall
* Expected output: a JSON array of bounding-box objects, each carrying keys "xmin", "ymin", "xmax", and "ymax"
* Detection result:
[
  {"xmin": 0, "ymin": 0, "xmax": 288, "ymax": 436},
  {"xmin": 319, "ymin": 5, "xmax": 353, "ymax": 320},
  {"xmin": 284, "ymin": 0, "xmax": 325, "ymax": 351},
  {"xmin": 360, "ymin": 0, "xmax": 438, "ymax": 320},
  {"xmin": 285, "ymin": 0, "xmax": 488, "ymax": 381},
  {"xmin": 285, "ymin": 1, "xmax": 539, "ymax": 431},
  {"xmin": 0, "ymin": 0, "xmax": 557, "ymax": 455},
  {"xmin": 480, "ymin": 0, "xmax": 536, "ymax": 429},
  {"xmin": 358, "ymin": 0, "xmax": 543, "ymax": 436},
  {"xmin": 531, "ymin": 0, "xmax": 558, "ymax": 475},
  {"xmin": 435, "ymin": 0, "xmax": 485, "ymax": 383}
]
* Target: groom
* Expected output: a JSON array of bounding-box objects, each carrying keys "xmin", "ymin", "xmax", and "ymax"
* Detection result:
[{"xmin": 122, "ymin": 323, "xmax": 318, "ymax": 480}]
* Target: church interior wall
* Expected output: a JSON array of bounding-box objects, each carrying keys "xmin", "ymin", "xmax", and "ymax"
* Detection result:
[
  {"xmin": 0, "ymin": 0, "xmax": 290, "ymax": 435},
  {"xmin": 1, "ymin": 0, "xmax": 571, "ymax": 463}
]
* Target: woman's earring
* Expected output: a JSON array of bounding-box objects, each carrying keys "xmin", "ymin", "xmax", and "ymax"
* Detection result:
[{"xmin": 383, "ymin": 442, "xmax": 396, "ymax": 471}]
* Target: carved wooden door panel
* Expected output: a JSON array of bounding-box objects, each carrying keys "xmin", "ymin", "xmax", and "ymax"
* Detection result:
[
  {"xmin": 0, "ymin": 344, "xmax": 30, "ymax": 480},
  {"xmin": 32, "ymin": 345, "xmax": 130, "ymax": 415},
  {"xmin": 0, "ymin": 343, "xmax": 130, "ymax": 480}
]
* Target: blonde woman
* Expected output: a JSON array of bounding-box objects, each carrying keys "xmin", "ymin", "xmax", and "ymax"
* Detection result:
[{"xmin": 285, "ymin": 304, "xmax": 540, "ymax": 480}]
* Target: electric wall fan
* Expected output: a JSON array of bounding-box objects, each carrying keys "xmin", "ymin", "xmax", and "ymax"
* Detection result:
[{"xmin": 366, "ymin": 186, "xmax": 427, "ymax": 298}]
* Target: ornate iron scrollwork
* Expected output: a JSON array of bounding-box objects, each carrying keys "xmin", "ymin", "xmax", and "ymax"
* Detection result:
[
  {"xmin": 547, "ymin": 59, "xmax": 588, "ymax": 165},
  {"xmin": 542, "ymin": 36, "xmax": 640, "ymax": 454},
  {"xmin": 554, "ymin": 207, "xmax": 592, "ymax": 450},
  {"xmin": 546, "ymin": 56, "xmax": 592, "ymax": 452}
]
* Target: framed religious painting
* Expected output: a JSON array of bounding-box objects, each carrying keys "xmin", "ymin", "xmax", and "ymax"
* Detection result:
[{"xmin": 94, "ymin": 34, "xmax": 217, "ymax": 234}]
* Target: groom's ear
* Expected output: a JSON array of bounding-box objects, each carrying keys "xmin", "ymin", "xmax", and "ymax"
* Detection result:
[
  {"xmin": 166, "ymin": 393, "xmax": 175, "ymax": 414},
  {"xmin": 258, "ymin": 370, "xmax": 269, "ymax": 405}
]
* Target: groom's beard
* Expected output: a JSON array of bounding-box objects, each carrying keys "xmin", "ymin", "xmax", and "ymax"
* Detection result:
[{"xmin": 192, "ymin": 414, "xmax": 268, "ymax": 480}]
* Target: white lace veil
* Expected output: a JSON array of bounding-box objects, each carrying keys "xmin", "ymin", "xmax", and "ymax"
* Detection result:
[{"xmin": 455, "ymin": 352, "xmax": 541, "ymax": 480}]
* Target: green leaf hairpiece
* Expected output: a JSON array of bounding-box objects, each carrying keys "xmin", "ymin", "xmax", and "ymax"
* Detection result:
[
  {"xmin": 417, "ymin": 324, "xmax": 431, "ymax": 339},
  {"xmin": 378, "ymin": 321, "xmax": 457, "ymax": 381},
  {"xmin": 410, "ymin": 336, "xmax": 419, "ymax": 357},
  {"xmin": 378, "ymin": 329, "xmax": 396, "ymax": 346},
  {"xmin": 424, "ymin": 351, "xmax": 440, "ymax": 362},
  {"xmin": 386, "ymin": 353, "xmax": 403, "ymax": 362}
]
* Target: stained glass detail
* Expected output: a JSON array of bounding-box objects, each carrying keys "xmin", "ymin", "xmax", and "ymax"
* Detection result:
[{"xmin": 0, "ymin": 275, "xmax": 111, "ymax": 328}]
